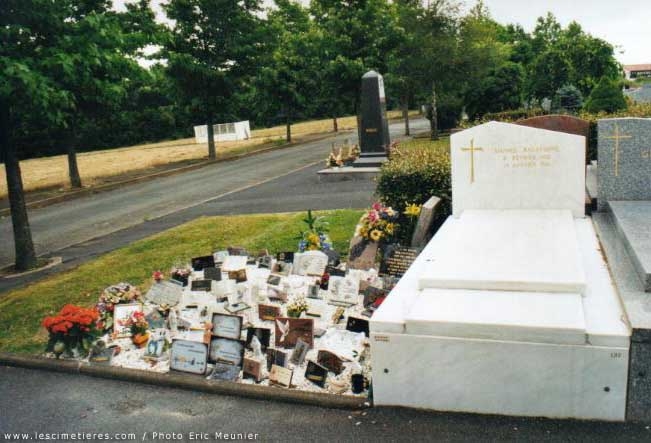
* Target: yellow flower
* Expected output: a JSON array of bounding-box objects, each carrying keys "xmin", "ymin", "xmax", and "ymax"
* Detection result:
[
  {"xmin": 385, "ymin": 223, "xmax": 395, "ymax": 235},
  {"xmin": 404, "ymin": 203, "xmax": 422, "ymax": 217},
  {"xmin": 308, "ymin": 233, "xmax": 320, "ymax": 244},
  {"xmin": 370, "ymin": 229, "xmax": 383, "ymax": 242},
  {"xmin": 359, "ymin": 226, "xmax": 369, "ymax": 238}
]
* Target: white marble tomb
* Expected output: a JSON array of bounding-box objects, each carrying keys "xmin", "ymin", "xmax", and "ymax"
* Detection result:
[{"xmin": 370, "ymin": 121, "xmax": 631, "ymax": 421}]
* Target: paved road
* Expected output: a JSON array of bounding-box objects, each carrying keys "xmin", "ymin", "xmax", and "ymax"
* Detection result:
[
  {"xmin": 0, "ymin": 120, "xmax": 427, "ymax": 296},
  {"xmin": 1, "ymin": 366, "xmax": 647, "ymax": 443},
  {"xmin": 0, "ymin": 119, "xmax": 429, "ymax": 269}
]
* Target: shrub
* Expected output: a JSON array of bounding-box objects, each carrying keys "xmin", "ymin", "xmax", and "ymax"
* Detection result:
[
  {"xmin": 584, "ymin": 77, "xmax": 627, "ymax": 113},
  {"xmin": 377, "ymin": 138, "xmax": 452, "ymax": 222},
  {"xmin": 552, "ymin": 84, "xmax": 583, "ymax": 113}
]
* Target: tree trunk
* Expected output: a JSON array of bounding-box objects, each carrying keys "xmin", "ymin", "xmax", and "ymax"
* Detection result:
[
  {"xmin": 206, "ymin": 117, "xmax": 216, "ymax": 160},
  {"xmin": 286, "ymin": 120, "xmax": 291, "ymax": 143},
  {"xmin": 66, "ymin": 143, "xmax": 82, "ymax": 188},
  {"xmin": 402, "ymin": 96, "xmax": 410, "ymax": 136},
  {"xmin": 332, "ymin": 116, "xmax": 338, "ymax": 132},
  {"xmin": 0, "ymin": 101, "xmax": 37, "ymax": 271},
  {"xmin": 429, "ymin": 84, "xmax": 439, "ymax": 141}
]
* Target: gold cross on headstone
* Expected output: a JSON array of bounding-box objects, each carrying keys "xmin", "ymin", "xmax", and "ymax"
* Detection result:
[
  {"xmin": 604, "ymin": 123, "xmax": 631, "ymax": 177},
  {"xmin": 461, "ymin": 138, "xmax": 484, "ymax": 184}
]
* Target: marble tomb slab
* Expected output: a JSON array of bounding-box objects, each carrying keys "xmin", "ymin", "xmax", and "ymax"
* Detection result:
[
  {"xmin": 418, "ymin": 210, "xmax": 587, "ymax": 294},
  {"xmin": 451, "ymin": 122, "xmax": 586, "ymax": 218}
]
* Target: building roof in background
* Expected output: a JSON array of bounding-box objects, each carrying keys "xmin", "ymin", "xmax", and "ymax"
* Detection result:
[{"xmin": 624, "ymin": 64, "xmax": 651, "ymax": 72}]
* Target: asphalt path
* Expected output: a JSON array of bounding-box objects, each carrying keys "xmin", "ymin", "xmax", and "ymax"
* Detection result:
[
  {"xmin": 0, "ymin": 119, "xmax": 429, "ymax": 293},
  {"xmin": 1, "ymin": 366, "xmax": 648, "ymax": 443}
]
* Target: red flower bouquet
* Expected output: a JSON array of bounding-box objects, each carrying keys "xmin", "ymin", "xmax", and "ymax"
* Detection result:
[{"xmin": 42, "ymin": 305, "xmax": 102, "ymax": 358}]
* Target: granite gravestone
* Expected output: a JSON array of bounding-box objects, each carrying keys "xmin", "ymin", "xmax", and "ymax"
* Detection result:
[
  {"xmin": 353, "ymin": 71, "xmax": 390, "ymax": 168},
  {"xmin": 597, "ymin": 118, "xmax": 651, "ymax": 210},
  {"xmin": 516, "ymin": 115, "xmax": 590, "ymax": 145}
]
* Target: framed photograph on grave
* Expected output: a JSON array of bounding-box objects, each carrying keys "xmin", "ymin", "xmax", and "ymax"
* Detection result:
[
  {"xmin": 145, "ymin": 310, "xmax": 166, "ymax": 329},
  {"xmin": 305, "ymin": 361, "xmax": 328, "ymax": 387},
  {"xmin": 242, "ymin": 357, "xmax": 263, "ymax": 382},
  {"xmin": 191, "ymin": 255, "xmax": 215, "ymax": 271},
  {"xmin": 328, "ymin": 276, "xmax": 359, "ymax": 305},
  {"xmin": 170, "ymin": 340, "xmax": 208, "ymax": 375},
  {"xmin": 213, "ymin": 250, "xmax": 229, "ymax": 265},
  {"xmin": 246, "ymin": 327, "xmax": 271, "ymax": 351},
  {"xmin": 307, "ymin": 284, "xmax": 321, "ymax": 299},
  {"xmin": 228, "ymin": 269, "xmax": 247, "ymax": 283},
  {"xmin": 293, "ymin": 251, "xmax": 329, "ymax": 277},
  {"xmin": 272, "ymin": 261, "xmax": 292, "ymax": 276},
  {"xmin": 145, "ymin": 281, "xmax": 182, "ymax": 307},
  {"xmin": 224, "ymin": 303, "xmax": 250, "ymax": 314},
  {"xmin": 290, "ymin": 339, "xmax": 310, "ymax": 366},
  {"xmin": 191, "ymin": 279, "xmax": 213, "ymax": 292},
  {"xmin": 113, "ymin": 303, "xmax": 143, "ymax": 338},
  {"xmin": 269, "ymin": 364, "xmax": 293, "ymax": 388},
  {"xmin": 203, "ymin": 267, "xmax": 222, "ymax": 282},
  {"xmin": 258, "ymin": 304, "xmax": 281, "ymax": 321},
  {"xmin": 326, "ymin": 266, "xmax": 346, "ymax": 277},
  {"xmin": 267, "ymin": 274, "xmax": 282, "ymax": 287},
  {"xmin": 144, "ymin": 333, "xmax": 166, "ymax": 360},
  {"xmin": 317, "ymin": 350, "xmax": 344, "ymax": 375},
  {"xmin": 222, "ymin": 256, "xmax": 248, "ymax": 272},
  {"xmin": 89, "ymin": 347, "xmax": 116, "ymax": 365},
  {"xmin": 208, "ymin": 337, "xmax": 245, "ymax": 366},
  {"xmin": 346, "ymin": 316, "xmax": 370, "ymax": 337},
  {"xmin": 267, "ymin": 286, "xmax": 287, "ymax": 302},
  {"xmin": 274, "ymin": 317, "xmax": 314, "ymax": 349},
  {"xmin": 258, "ymin": 256, "xmax": 273, "ymax": 269},
  {"xmin": 211, "ymin": 313, "xmax": 243, "ymax": 340},
  {"xmin": 276, "ymin": 251, "xmax": 294, "ymax": 263},
  {"xmin": 208, "ymin": 362, "xmax": 240, "ymax": 382}
]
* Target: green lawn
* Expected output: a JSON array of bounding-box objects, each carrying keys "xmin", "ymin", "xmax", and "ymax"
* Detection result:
[{"xmin": 0, "ymin": 210, "xmax": 363, "ymax": 355}]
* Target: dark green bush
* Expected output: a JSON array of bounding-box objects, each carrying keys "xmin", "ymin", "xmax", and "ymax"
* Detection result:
[
  {"xmin": 584, "ymin": 77, "xmax": 627, "ymax": 113},
  {"xmin": 377, "ymin": 138, "xmax": 452, "ymax": 219}
]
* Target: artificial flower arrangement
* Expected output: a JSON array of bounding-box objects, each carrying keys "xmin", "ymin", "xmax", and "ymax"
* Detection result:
[
  {"xmin": 120, "ymin": 311, "xmax": 150, "ymax": 348},
  {"xmin": 326, "ymin": 144, "xmax": 361, "ymax": 168},
  {"xmin": 96, "ymin": 282, "xmax": 142, "ymax": 333},
  {"xmin": 286, "ymin": 295, "xmax": 309, "ymax": 318},
  {"xmin": 297, "ymin": 210, "xmax": 333, "ymax": 252},
  {"xmin": 42, "ymin": 304, "xmax": 102, "ymax": 358},
  {"xmin": 170, "ymin": 267, "xmax": 191, "ymax": 286},
  {"xmin": 356, "ymin": 202, "xmax": 400, "ymax": 243}
]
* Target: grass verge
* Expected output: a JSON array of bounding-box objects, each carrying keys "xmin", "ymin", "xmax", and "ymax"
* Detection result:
[{"xmin": 0, "ymin": 210, "xmax": 363, "ymax": 355}]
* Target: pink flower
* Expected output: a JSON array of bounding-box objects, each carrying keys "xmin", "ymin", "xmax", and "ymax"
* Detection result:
[{"xmin": 372, "ymin": 202, "xmax": 382, "ymax": 211}]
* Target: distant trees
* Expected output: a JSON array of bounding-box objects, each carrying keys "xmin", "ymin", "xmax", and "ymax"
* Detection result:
[{"xmin": 584, "ymin": 77, "xmax": 627, "ymax": 113}]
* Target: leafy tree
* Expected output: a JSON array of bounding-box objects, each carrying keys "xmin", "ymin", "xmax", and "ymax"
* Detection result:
[
  {"xmin": 1, "ymin": 0, "xmax": 72, "ymax": 270},
  {"xmin": 466, "ymin": 62, "xmax": 524, "ymax": 118},
  {"xmin": 163, "ymin": 0, "xmax": 265, "ymax": 159},
  {"xmin": 527, "ymin": 48, "xmax": 572, "ymax": 102},
  {"xmin": 552, "ymin": 84, "xmax": 583, "ymax": 113},
  {"xmin": 584, "ymin": 77, "xmax": 627, "ymax": 113}
]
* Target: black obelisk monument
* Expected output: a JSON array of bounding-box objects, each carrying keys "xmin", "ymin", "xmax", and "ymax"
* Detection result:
[{"xmin": 353, "ymin": 70, "xmax": 390, "ymax": 167}]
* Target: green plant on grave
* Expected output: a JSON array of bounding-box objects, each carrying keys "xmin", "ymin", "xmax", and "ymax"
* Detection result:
[{"xmin": 296, "ymin": 210, "xmax": 332, "ymax": 252}]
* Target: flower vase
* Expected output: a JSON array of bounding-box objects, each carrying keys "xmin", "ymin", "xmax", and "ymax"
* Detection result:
[
  {"xmin": 132, "ymin": 332, "xmax": 150, "ymax": 348},
  {"xmin": 287, "ymin": 309, "xmax": 302, "ymax": 319}
]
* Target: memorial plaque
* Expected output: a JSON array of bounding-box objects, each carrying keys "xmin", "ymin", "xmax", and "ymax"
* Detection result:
[
  {"xmin": 363, "ymin": 286, "xmax": 388, "ymax": 308},
  {"xmin": 289, "ymin": 338, "xmax": 310, "ymax": 366},
  {"xmin": 204, "ymin": 267, "xmax": 222, "ymax": 281},
  {"xmin": 317, "ymin": 350, "xmax": 344, "ymax": 375},
  {"xmin": 191, "ymin": 279, "xmax": 213, "ymax": 292},
  {"xmin": 89, "ymin": 347, "xmax": 116, "ymax": 365},
  {"xmin": 328, "ymin": 276, "xmax": 359, "ymax": 305},
  {"xmin": 346, "ymin": 316, "xmax": 370, "ymax": 337},
  {"xmin": 170, "ymin": 340, "xmax": 208, "ymax": 375},
  {"xmin": 348, "ymin": 236, "xmax": 379, "ymax": 270},
  {"xmin": 191, "ymin": 255, "xmax": 215, "ymax": 271},
  {"xmin": 277, "ymin": 252, "xmax": 294, "ymax": 263},
  {"xmin": 144, "ymin": 309, "xmax": 166, "ymax": 329},
  {"xmin": 258, "ymin": 256, "xmax": 273, "ymax": 269},
  {"xmin": 208, "ymin": 337, "xmax": 245, "ymax": 366},
  {"xmin": 242, "ymin": 357, "xmax": 262, "ymax": 382},
  {"xmin": 269, "ymin": 365, "xmax": 293, "ymax": 387},
  {"xmin": 227, "ymin": 246, "xmax": 248, "ymax": 256},
  {"xmin": 379, "ymin": 244, "xmax": 420, "ymax": 277},
  {"xmin": 267, "ymin": 286, "xmax": 287, "ymax": 302},
  {"xmin": 266, "ymin": 348, "xmax": 288, "ymax": 370},
  {"xmin": 307, "ymin": 284, "xmax": 321, "ymax": 299},
  {"xmin": 209, "ymin": 362, "xmax": 240, "ymax": 382},
  {"xmin": 293, "ymin": 251, "xmax": 329, "ymax": 276},
  {"xmin": 274, "ymin": 318, "xmax": 314, "ymax": 349},
  {"xmin": 228, "ymin": 269, "xmax": 247, "ymax": 283},
  {"xmin": 145, "ymin": 281, "xmax": 182, "ymax": 307},
  {"xmin": 113, "ymin": 304, "xmax": 143, "ymax": 338},
  {"xmin": 211, "ymin": 313, "xmax": 243, "ymax": 340},
  {"xmin": 267, "ymin": 275, "xmax": 282, "ymax": 286},
  {"xmin": 258, "ymin": 304, "xmax": 281, "ymax": 321},
  {"xmin": 305, "ymin": 361, "xmax": 328, "ymax": 387},
  {"xmin": 326, "ymin": 266, "xmax": 346, "ymax": 277},
  {"xmin": 272, "ymin": 261, "xmax": 292, "ymax": 276},
  {"xmin": 222, "ymin": 256, "xmax": 248, "ymax": 272},
  {"xmin": 246, "ymin": 327, "xmax": 271, "ymax": 351},
  {"xmin": 213, "ymin": 250, "xmax": 229, "ymax": 264},
  {"xmin": 144, "ymin": 334, "xmax": 166, "ymax": 360}
]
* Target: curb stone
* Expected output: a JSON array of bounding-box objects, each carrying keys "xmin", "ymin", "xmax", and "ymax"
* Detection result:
[{"xmin": 0, "ymin": 353, "xmax": 369, "ymax": 410}]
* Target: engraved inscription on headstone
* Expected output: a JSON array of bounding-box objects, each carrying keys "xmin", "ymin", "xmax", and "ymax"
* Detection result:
[{"xmin": 379, "ymin": 245, "xmax": 420, "ymax": 277}]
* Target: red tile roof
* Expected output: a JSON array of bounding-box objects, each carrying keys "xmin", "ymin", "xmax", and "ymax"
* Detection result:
[{"xmin": 624, "ymin": 64, "xmax": 651, "ymax": 72}]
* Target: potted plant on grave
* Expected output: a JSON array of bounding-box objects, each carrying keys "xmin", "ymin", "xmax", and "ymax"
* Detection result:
[
  {"xmin": 286, "ymin": 295, "xmax": 309, "ymax": 318},
  {"xmin": 122, "ymin": 311, "xmax": 150, "ymax": 348},
  {"xmin": 96, "ymin": 282, "xmax": 142, "ymax": 333},
  {"xmin": 42, "ymin": 305, "xmax": 102, "ymax": 358},
  {"xmin": 297, "ymin": 210, "xmax": 332, "ymax": 252}
]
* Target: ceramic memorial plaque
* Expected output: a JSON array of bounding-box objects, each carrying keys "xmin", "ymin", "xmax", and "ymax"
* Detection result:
[
  {"xmin": 258, "ymin": 304, "xmax": 281, "ymax": 321},
  {"xmin": 228, "ymin": 269, "xmax": 247, "ymax": 283},
  {"xmin": 144, "ymin": 333, "xmax": 166, "ymax": 360},
  {"xmin": 209, "ymin": 337, "xmax": 244, "ymax": 366},
  {"xmin": 317, "ymin": 350, "xmax": 344, "ymax": 375},
  {"xmin": 204, "ymin": 267, "xmax": 222, "ymax": 281},
  {"xmin": 293, "ymin": 251, "xmax": 329, "ymax": 276},
  {"xmin": 267, "ymin": 275, "xmax": 282, "ymax": 287},
  {"xmin": 191, "ymin": 255, "xmax": 215, "ymax": 271},
  {"xmin": 346, "ymin": 316, "xmax": 370, "ymax": 337},
  {"xmin": 113, "ymin": 304, "xmax": 143, "ymax": 338},
  {"xmin": 274, "ymin": 318, "xmax": 314, "ymax": 348},
  {"xmin": 246, "ymin": 328, "xmax": 271, "ymax": 351},
  {"xmin": 145, "ymin": 281, "xmax": 182, "ymax": 307},
  {"xmin": 242, "ymin": 357, "xmax": 263, "ymax": 382},
  {"xmin": 209, "ymin": 363, "xmax": 240, "ymax": 382},
  {"xmin": 145, "ymin": 309, "xmax": 166, "ymax": 329},
  {"xmin": 191, "ymin": 279, "xmax": 213, "ymax": 292},
  {"xmin": 305, "ymin": 361, "xmax": 328, "ymax": 387},
  {"xmin": 227, "ymin": 246, "xmax": 248, "ymax": 256},
  {"xmin": 89, "ymin": 347, "xmax": 116, "ymax": 365},
  {"xmin": 170, "ymin": 340, "xmax": 208, "ymax": 375},
  {"xmin": 328, "ymin": 276, "xmax": 360, "ymax": 305},
  {"xmin": 222, "ymin": 256, "xmax": 248, "ymax": 272},
  {"xmin": 211, "ymin": 313, "xmax": 243, "ymax": 340},
  {"xmin": 289, "ymin": 338, "xmax": 310, "ymax": 366},
  {"xmin": 258, "ymin": 256, "xmax": 273, "ymax": 269},
  {"xmin": 266, "ymin": 348, "xmax": 288, "ymax": 370},
  {"xmin": 213, "ymin": 250, "xmax": 229, "ymax": 264},
  {"xmin": 307, "ymin": 284, "xmax": 321, "ymax": 299},
  {"xmin": 269, "ymin": 364, "xmax": 293, "ymax": 387},
  {"xmin": 277, "ymin": 252, "xmax": 294, "ymax": 263}
]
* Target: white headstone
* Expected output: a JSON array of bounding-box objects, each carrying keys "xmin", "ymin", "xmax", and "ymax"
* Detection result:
[{"xmin": 451, "ymin": 121, "xmax": 586, "ymax": 218}]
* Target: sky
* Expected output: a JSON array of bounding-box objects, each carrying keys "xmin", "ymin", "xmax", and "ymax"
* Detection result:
[{"xmin": 114, "ymin": 0, "xmax": 650, "ymax": 65}]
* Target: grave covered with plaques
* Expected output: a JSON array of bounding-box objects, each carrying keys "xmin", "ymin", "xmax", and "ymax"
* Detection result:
[{"xmin": 370, "ymin": 121, "xmax": 631, "ymax": 421}]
